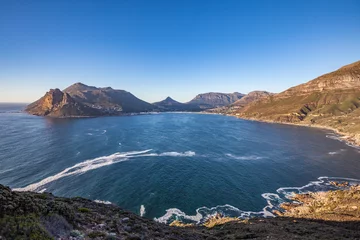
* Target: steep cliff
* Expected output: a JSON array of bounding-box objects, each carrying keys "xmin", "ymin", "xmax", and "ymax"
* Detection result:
[{"xmin": 25, "ymin": 89, "xmax": 100, "ymax": 117}]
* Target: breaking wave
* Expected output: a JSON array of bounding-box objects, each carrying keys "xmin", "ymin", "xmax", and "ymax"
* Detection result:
[
  {"xmin": 14, "ymin": 149, "xmax": 196, "ymax": 192},
  {"xmin": 140, "ymin": 205, "xmax": 146, "ymax": 217},
  {"xmin": 94, "ymin": 199, "xmax": 112, "ymax": 205},
  {"xmin": 154, "ymin": 176, "xmax": 360, "ymax": 224},
  {"xmin": 326, "ymin": 133, "xmax": 360, "ymax": 149},
  {"xmin": 225, "ymin": 153, "xmax": 264, "ymax": 160},
  {"xmin": 328, "ymin": 149, "xmax": 346, "ymax": 155}
]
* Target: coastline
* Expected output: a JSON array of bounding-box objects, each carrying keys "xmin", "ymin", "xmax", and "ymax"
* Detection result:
[{"xmin": 227, "ymin": 114, "xmax": 360, "ymax": 148}]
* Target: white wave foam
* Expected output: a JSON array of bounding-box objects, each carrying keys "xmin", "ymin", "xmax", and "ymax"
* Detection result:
[
  {"xmin": 154, "ymin": 176, "xmax": 360, "ymax": 225},
  {"xmin": 14, "ymin": 149, "xmax": 196, "ymax": 192},
  {"xmin": 226, "ymin": 153, "xmax": 263, "ymax": 160},
  {"xmin": 140, "ymin": 205, "xmax": 146, "ymax": 217},
  {"xmin": 94, "ymin": 200, "xmax": 112, "ymax": 205},
  {"xmin": 326, "ymin": 134, "xmax": 360, "ymax": 149},
  {"xmin": 102, "ymin": 130, "xmax": 107, "ymax": 134},
  {"xmin": 328, "ymin": 149, "xmax": 346, "ymax": 155},
  {"xmin": 86, "ymin": 133, "xmax": 93, "ymax": 136},
  {"xmin": 14, "ymin": 149, "xmax": 153, "ymax": 192},
  {"xmin": 160, "ymin": 151, "xmax": 195, "ymax": 157},
  {"xmin": 135, "ymin": 151, "xmax": 196, "ymax": 157}
]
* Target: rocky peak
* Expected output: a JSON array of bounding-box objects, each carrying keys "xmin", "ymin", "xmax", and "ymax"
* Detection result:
[{"xmin": 42, "ymin": 89, "xmax": 73, "ymax": 110}]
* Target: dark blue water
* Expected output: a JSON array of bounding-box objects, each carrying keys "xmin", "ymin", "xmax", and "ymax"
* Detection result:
[{"xmin": 1, "ymin": 103, "xmax": 360, "ymax": 223}]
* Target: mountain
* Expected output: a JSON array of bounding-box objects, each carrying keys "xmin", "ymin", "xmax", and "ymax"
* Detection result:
[
  {"xmin": 153, "ymin": 97, "xmax": 184, "ymax": 108},
  {"xmin": 25, "ymin": 89, "xmax": 101, "ymax": 117},
  {"xmin": 236, "ymin": 60, "xmax": 360, "ymax": 144},
  {"xmin": 153, "ymin": 97, "xmax": 201, "ymax": 111},
  {"xmin": 26, "ymin": 83, "xmax": 155, "ymax": 117},
  {"xmin": 205, "ymin": 91, "xmax": 273, "ymax": 114},
  {"xmin": 63, "ymin": 83, "xmax": 154, "ymax": 113},
  {"xmin": 187, "ymin": 92, "xmax": 245, "ymax": 109},
  {"xmin": 232, "ymin": 91, "xmax": 274, "ymax": 107}
]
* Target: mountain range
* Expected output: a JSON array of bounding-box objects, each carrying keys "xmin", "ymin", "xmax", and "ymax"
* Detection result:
[
  {"xmin": 25, "ymin": 84, "xmax": 247, "ymax": 117},
  {"xmin": 25, "ymin": 60, "xmax": 360, "ymax": 146}
]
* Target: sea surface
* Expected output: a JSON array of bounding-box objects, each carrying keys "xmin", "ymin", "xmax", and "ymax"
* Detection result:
[{"xmin": 1, "ymin": 103, "xmax": 360, "ymax": 223}]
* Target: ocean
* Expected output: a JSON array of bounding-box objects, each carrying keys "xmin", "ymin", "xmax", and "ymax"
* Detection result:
[{"xmin": 1, "ymin": 103, "xmax": 360, "ymax": 223}]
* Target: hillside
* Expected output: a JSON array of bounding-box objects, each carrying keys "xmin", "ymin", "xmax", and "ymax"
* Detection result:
[
  {"xmin": 187, "ymin": 92, "xmax": 245, "ymax": 109},
  {"xmin": 236, "ymin": 60, "xmax": 360, "ymax": 145}
]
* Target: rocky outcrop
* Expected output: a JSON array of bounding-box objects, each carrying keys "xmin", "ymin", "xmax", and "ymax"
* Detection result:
[
  {"xmin": 25, "ymin": 89, "xmax": 100, "ymax": 117},
  {"xmin": 2, "ymin": 184, "xmax": 360, "ymax": 239},
  {"xmin": 275, "ymin": 184, "xmax": 360, "ymax": 222},
  {"xmin": 187, "ymin": 92, "xmax": 245, "ymax": 109}
]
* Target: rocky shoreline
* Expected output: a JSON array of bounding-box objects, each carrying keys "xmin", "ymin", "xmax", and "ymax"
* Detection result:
[
  {"xmin": 228, "ymin": 114, "xmax": 360, "ymax": 147},
  {"xmin": 2, "ymin": 183, "xmax": 360, "ymax": 239}
]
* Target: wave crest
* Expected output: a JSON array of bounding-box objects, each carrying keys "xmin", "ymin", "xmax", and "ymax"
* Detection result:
[{"xmin": 14, "ymin": 149, "xmax": 196, "ymax": 192}]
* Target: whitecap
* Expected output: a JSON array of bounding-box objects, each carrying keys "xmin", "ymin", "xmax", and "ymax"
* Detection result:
[
  {"xmin": 226, "ymin": 153, "xmax": 263, "ymax": 160},
  {"xmin": 38, "ymin": 188, "xmax": 47, "ymax": 193},
  {"xmin": 328, "ymin": 149, "xmax": 346, "ymax": 155},
  {"xmin": 140, "ymin": 205, "xmax": 146, "ymax": 217},
  {"xmin": 94, "ymin": 200, "xmax": 112, "ymax": 205}
]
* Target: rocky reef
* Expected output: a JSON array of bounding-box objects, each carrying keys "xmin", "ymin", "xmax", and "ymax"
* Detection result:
[{"xmin": 2, "ymin": 184, "xmax": 360, "ymax": 239}]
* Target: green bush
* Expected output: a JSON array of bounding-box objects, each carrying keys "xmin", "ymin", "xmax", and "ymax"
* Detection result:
[{"xmin": 78, "ymin": 207, "xmax": 91, "ymax": 213}]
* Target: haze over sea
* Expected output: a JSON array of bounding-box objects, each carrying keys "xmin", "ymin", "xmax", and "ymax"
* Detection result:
[{"xmin": 1, "ymin": 103, "xmax": 360, "ymax": 223}]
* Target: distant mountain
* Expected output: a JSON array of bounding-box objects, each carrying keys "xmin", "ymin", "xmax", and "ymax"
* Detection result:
[
  {"xmin": 153, "ymin": 97, "xmax": 201, "ymax": 111},
  {"xmin": 232, "ymin": 91, "xmax": 274, "ymax": 108},
  {"xmin": 153, "ymin": 97, "xmax": 184, "ymax": 107},
  {"xmin": 26, "ymin": 83, "xmax": 155, "ymax": 117},
  {"xmin": 187, "ymin": 92, "xmax": 245, "ymax": 109},
  {"xmin": 25, "ymin": 89, "xmax": 101, "ymax": 117},
  {"xmin": 236, "ymin": 60, "xmax": 360, "ymax": 145},
  {"xmin": 205, "ymin": 91, "xmax": 273, "ymax": 114}
]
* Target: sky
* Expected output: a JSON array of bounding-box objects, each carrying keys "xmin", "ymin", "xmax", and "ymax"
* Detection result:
[{"xmin": 1, "ymin": 0, "xmax": 360, "ymax": 103}]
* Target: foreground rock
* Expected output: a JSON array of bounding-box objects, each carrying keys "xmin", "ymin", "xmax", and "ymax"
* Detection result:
[
  {"xmin": 2, "ymin": 185, "xmax": 360, "ymax": 239},
  {"xmin": 275, "ymin": 185, "xmax": 360, "ymax": 222}
]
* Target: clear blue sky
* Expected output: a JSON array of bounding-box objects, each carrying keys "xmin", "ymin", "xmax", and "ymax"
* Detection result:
[{"xmin": 1, "ymin": 0, "xmax": 360, "ymax": 103}]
